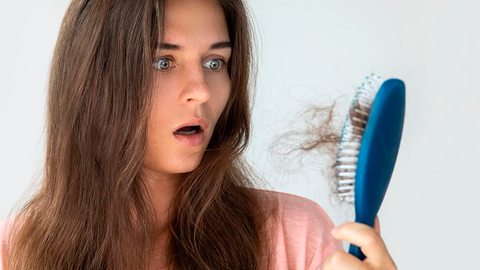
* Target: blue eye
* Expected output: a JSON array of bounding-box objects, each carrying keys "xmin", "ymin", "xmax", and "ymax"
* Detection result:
[
  {"xmin": 203, "ymin": 59, "xmax": 225, "ymax": 71},
  {"xmin": 153, "ymin": 58, "xmax": 173, "ymax": 71}
]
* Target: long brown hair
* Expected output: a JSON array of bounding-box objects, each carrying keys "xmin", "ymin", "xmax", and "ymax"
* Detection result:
[{"xmin": 3, "ymin": 0, "xmax": 279, "ymax": 269}]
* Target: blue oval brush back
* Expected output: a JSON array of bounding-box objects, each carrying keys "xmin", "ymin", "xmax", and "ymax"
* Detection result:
[
  {"xmin": 348, "ymin": 78, "xmax": 405, "ymax": 260},
  {"xmin": 334, "ymin": 75, "xmax": 405, "ymax": 260}
]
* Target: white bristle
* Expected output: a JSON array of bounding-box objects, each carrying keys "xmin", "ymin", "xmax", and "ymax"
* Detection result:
[
  {"xmin": 351, "ymin": 126, "xmax": 365, "ymax": 133},
  {"xmin": 337, "ymin": 156, "xmax": 358, "ymax": 163},
  {"xmin": 357, "ymin": 100, "xmax": 372, "ymax": 109},
  {"xmin": 337, "ymin": 186, "xmax": 354, "ymax": 191},
  {"xmin": 337, "ymin": 171, "xmax": 356, "ymax": 178},
  {"xmin": 340, "ymin": 131, "xmax": 362, "ymax": 141},
  {"xmin": 351, "ymin": 117, "xmax": 367, "ymax": 125},
  {"xmin": 338, "ymin": 149, "xmax": 359, "ymax": 156},
  {"xmin": 334, "ymin": 73, "xmax": 383, "ymax": 203},
  {"xmin": 336, "ymin": 179, "xmax": 355, "ymax": 185},
  {"xmin": 340, "ymin": 142, "xmax": 361, "ymax": 148},
  {"xmin": 338, "ymin": 191, "xmax": 355, "ymax": 197},
  {"xmin": 353, "ymin": 108, "xmax": 369, "ymax": 117},
  {"xmin": 336, "ymin": 164, "xmax": 357, "ymax": 170}
]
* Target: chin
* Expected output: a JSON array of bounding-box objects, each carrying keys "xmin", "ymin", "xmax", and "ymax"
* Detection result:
[
  {"xmin": 175, "ymin": 155, "xmax": 204, "ymax": 173},
  {"xmin": 142, "ymin": 157, "xmax": 202, "ymax": 179}
]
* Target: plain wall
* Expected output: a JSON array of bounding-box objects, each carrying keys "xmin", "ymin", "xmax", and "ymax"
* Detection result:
[{"xmin": 1, "ymin": 0, "xmax": 479, "ymax": 269}]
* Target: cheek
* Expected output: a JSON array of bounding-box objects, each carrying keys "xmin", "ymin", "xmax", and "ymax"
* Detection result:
[
  {"xmin": 143, "ymin": 92, "xmax": 172, "ymax": 168},
  {"xmin": 144, "ymin": 113, "xmax": 183, "ymax": 172},
  {"xmin": 220, "ymin": 82, "xmax": 231, "ymax": 113},
  {"xmin": 207, "ymin": 74, "xmax": 231, "ymax": 112},
  {"xmin": 149, "ymin": 81, "xmax": 177, "ymax": 130}
]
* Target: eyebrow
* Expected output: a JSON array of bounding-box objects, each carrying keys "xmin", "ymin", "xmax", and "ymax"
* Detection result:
[{"xmin": 156, "ymin": 41, "xmax": 232, "ymax": 51}]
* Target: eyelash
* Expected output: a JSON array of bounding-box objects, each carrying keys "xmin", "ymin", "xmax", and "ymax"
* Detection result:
[{"xmin": 153, "ymin": 57, "xmax": 227, "ymax": 73}]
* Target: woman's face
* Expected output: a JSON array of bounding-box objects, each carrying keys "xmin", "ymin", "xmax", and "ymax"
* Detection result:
[{"xmin": 143, "ymin": 0, "xmax": 232, "ymax": 180}]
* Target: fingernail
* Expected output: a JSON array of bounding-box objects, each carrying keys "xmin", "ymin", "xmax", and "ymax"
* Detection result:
[{"xmin": 331, "ymin": 227, "xmax": 339, "ymax": 235}]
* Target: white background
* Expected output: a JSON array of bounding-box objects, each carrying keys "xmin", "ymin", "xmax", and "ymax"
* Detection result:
[{"xmin": 1, "ymin": 0, "xmax": 479, "ymax": 269}]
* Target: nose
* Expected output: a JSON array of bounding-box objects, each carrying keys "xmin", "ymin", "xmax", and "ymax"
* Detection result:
[{"xmin": 179, "ymin": 66, "xmax": 211, "ymax": 104}]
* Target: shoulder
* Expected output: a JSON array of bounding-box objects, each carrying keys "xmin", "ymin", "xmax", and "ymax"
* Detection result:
[
  {"xmin": 255, "ymin": 189, "xmax": 335, "ymax": 232},
  {"xmin": 254, "ymin": 189, "xmax": 343, "ymax": 270}
]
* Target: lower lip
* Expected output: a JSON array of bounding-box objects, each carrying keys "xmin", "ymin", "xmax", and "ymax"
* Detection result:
[{"xmin": 172, "ymin": 130, "xmax": 205, "ymax": 147}]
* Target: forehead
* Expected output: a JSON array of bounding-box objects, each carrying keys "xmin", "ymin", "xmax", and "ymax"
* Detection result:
[{"xmin": 163, "ymin": 0, "xmax": 229, "ymax": 43}]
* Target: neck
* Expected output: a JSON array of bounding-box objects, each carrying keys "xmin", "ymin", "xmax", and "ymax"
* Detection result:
[
  {"xmin": 142, "ymin": 168, "xmax": 183, "ymax": 233},
  {"xmin": 142, "ymin": 169, "xmax": 183, "ymax": 270}
]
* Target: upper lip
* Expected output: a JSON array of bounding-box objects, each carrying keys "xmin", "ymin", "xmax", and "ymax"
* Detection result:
[{"xmin": 174, "ymin": 117, "xmax": 209, "ymax": 132}]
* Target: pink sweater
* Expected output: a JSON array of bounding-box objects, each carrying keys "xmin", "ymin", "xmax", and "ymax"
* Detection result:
[
  {"xmin": 263, "ymin": 190, "xmax": 343, "ymax": 269},
  {"xmin": 0, "ymin": 190, "xmax": 343, "ymax": 270}
]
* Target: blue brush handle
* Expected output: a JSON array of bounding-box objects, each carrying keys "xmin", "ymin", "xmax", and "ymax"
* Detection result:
[{"xmin": 348, "ymin": 79, "xmax": 405, "ymax": 260}]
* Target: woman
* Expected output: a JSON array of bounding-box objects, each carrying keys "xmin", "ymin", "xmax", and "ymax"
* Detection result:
[{"xmin": 0, "ymin": 0, "xmax": 397, "ymax": 269}]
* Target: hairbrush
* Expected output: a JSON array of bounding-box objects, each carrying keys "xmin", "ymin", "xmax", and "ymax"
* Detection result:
[{"xmin": 334, "ymin": 74, "xmax": 405, "ymax": 260}]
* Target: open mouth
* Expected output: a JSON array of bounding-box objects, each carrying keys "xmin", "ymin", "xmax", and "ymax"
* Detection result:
[{"xmin": 173, "ymin": 125, "xmax": 202, "ymax": 135}]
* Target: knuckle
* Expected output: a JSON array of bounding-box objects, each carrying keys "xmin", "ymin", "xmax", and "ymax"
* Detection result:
[
  {"xmin": 364, "ymin": 232, "xmax": 382, "ymax": 248},
  {"xmin": 337, "ymin": 222, "xmax": 352, "ymax": 232},
  {"xmin": 329, "ymin": 251, "xmax": 346, "ymax": 265}
]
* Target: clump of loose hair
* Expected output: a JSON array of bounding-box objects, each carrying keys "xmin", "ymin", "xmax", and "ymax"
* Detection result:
[
  {"xmin": 268, "ymin": 95, "xmax": 355, "ymax": 203},
  {"xmin": 3, "ymin": 0, "xmax": 279, "ymax": 270}
]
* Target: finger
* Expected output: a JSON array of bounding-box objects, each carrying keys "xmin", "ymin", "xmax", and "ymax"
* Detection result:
[
  {"xmin": 331, "ymin": 222, "xmax": 393, "ymax": 264},
  {"xmin": 374, "ymin": 215, "xmax": 381, "ymax": 235},
  {"xmin": 323, "ymin": 250, "xmax": 366, "ymax": 270}
]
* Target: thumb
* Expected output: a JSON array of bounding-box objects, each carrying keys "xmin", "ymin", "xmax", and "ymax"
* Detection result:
[{"xmin": 374, "ymin": 215, "xmax": 381, "ymax": 235}]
